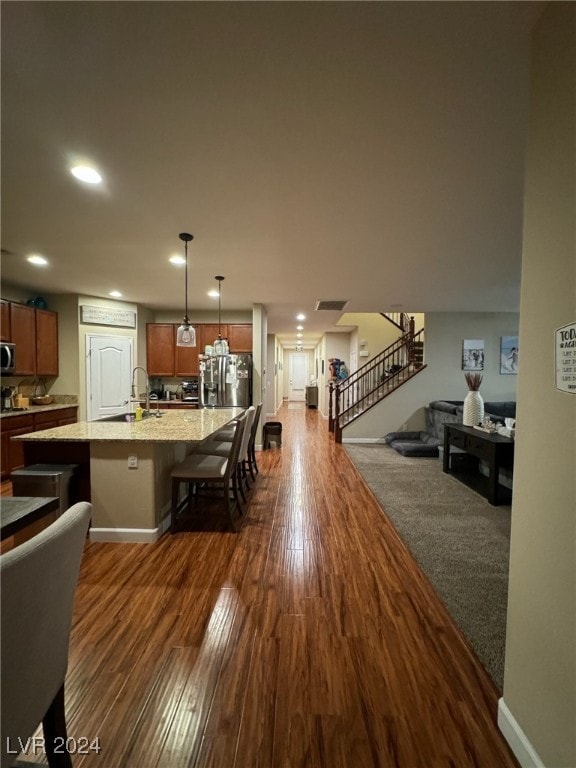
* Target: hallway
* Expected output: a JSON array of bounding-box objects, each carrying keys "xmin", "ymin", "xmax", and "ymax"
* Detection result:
[{"xmin": 21, "ymin": 403, "xmax": 518, "ymax": 767}]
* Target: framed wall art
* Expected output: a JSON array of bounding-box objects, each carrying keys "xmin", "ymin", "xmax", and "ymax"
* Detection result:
[
  {"xmin": 500, "ymin": 335, "xmax": 519, "ymax": 374},
  {"xmin": 462, "ymin": 339, "xmax": 485, "ymax": 371}
]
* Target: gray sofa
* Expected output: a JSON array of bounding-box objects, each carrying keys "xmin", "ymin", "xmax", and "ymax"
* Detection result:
[{"xmin": 425, "ymin": 400, "xmax": 516, "ymax": 440}]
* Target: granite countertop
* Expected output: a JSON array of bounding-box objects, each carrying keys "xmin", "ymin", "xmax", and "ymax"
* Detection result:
[
  {"xmin": 0, "ymin": 402, "xmax": 79, "ymax": 420},
  {"xmin": 11, "ymin": 407, "xmax": 243, "ymax": 443}
]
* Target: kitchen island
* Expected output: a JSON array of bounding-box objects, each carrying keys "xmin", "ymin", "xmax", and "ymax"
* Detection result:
[{"xmin": 13, "ymin": 408, "xmax": 243, "ymax": 542}]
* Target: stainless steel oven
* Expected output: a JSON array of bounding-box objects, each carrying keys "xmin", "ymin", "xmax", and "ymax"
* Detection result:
[{"xmin": 0, "ymin": 343, "xmax": 16, "ymax": 375}]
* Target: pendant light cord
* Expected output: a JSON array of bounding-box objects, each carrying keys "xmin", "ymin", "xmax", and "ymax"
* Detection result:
[
  {"xmin": 215, "ymin": 275, "xmax": 225, "ymax": 340},
  {"xmin": 179, "ymin": 232, "xmax": 193, "ymax": 324},
  {"xmin": 184, "ymin": 238, "xmax": 189, "ymax": 324},
  {"xmin": 218, "ymin": 280, "xmax": 221, "ymax": 339}
]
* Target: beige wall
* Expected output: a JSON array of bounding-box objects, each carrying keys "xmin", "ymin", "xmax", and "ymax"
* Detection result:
[
  {"xmin": 339, "ymin": 312, "xmax": 399, "ymax": 367},
  {"xmin": 339, "ymin": 312, "xmax": 425, "ymax": 371},
  {"xmin": 153, "ymin": 309, "xmax": 252, "ymax": 324},
  {"xmin": 501, "ymin": 5, "xmax": 575, "ymax": 766},
  {"xmin": 43, "ymin": 293, "xmax": 80, "ymax": 396}
]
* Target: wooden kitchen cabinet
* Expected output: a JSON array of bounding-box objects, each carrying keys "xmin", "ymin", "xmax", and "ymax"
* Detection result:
[
  {"xmin": 175, "ymin": 324, "xmax": 201, "ymax": 376},
  {"xmin": 146, "ymin": 322, "xmax": 252, "ymax": 376},
  {"xmin": 0, "ymin": 407, "xmax": 78, "ymax": 479},
  {"xmin": 0, "ymin": 300, "xmax": 11, "ymax": 341},
  {"xmin": 35, "ymin": 309, "xmax": 59, "ymax": 376},
  {"xmin": 1, "ymin": 414, "xmax": 34, "ymax": 479},
  {"xmin": 9, "ymin": 303, "xmax": 36, "ymax": 376},
  {"xmin": 201, "ymin": 324, "xmax": 229, "ymax": 350},
  {"xmin": 228, "ymin": 324, "xmax": 253, "ymax": 353},
  {"xmin": 33, "ymin": 407, "xmax": 78, "ymax": 431},
  {"xmin": 4, "ymin": 303, "xmax": 59, "ymax": 376},
  {"xmin": 146, "ymin": 324, "xmax": 175, "ymax": 376}
]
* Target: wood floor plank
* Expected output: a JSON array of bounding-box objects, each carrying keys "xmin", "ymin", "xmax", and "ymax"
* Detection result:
[
  {"xmin": 3, "ymin": 404, "xmax": 519, "ymax": 767},
  {"xmin": 233, "ymin": 637, "xmax": 279, "ymax": 768},
  {"xmin": 153, "ymin": 587, "xmax": 240, "ymax": 768}
]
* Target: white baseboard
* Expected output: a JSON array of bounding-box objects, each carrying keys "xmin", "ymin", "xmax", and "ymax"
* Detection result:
[
  {"xmin": 342, "ymin": 437, "xmax": 387, "ymax": 444},
  {"xmin": 89, "ymin": 526, "xmax": 162, "ymax": 543},
  {"xmin": 498, "ymin": 698, "xmax": 545, "ymax": 768}
]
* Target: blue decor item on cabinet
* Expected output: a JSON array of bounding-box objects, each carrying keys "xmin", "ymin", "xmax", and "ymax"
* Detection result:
[{"xmin": 26, "ymin": 296, "xmax": 48, "ymax": 309}]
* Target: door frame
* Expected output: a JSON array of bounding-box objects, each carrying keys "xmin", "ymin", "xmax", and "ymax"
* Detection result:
[
  {"xmin": 86, "ymin": 334, "xmax": 134, "ymax": 421},
  {"xmin": 288, "ymin": 352, "xmax": 308, "ymax": 401}
]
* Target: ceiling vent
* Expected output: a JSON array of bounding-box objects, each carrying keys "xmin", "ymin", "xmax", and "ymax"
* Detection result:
[{"xmin": 315, "ymin": 300, "xmax": 349, "ymax": 311}]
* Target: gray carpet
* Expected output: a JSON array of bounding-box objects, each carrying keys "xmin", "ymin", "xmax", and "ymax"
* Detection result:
[{"xmin": 344, "ymin": 443, "xmax": 510, "ymax": 691}]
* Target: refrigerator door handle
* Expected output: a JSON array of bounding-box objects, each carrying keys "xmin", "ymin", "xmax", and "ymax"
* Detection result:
[{"xmin": 218, "ymin": 355, "xmax": 226, "ymax": 407}]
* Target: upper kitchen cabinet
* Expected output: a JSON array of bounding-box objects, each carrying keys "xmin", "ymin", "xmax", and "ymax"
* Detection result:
[
  {"xmin": 9, "ymin": 303, "xmax": 36, "ymax": 375},
  {"xmin": 5, "ymin": 302, "xmax": 59, "ymax": 376},
  {"xmin": 228, "ymin": 324, "xmax": 253, "ymax": 353},
  {"xmin": 35, "ymin": 309, "xmax": 59, "ymax": 376},
  {"xmin": 0, "ymin": 300, "xmax": 11, "ymax": 341},
  {"xmin": 200, "ymin": 324, "xmax": 229, "ymax": 351},
  {"xmin": 146, "ymin": 322, "xmax": 252, "ymax": 376},
  {"xmin": 146, "ymin": 323, "xmax": 175, "ymax": 376}
]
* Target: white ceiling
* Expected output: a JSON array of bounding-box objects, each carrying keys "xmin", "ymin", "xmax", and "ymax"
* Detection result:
[{"xmin": 1, "ymin": 1, "xmax": 544, "ymax": 348}]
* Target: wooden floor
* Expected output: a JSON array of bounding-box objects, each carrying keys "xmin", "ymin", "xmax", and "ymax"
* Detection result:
[{"xmin": 12, "ymin": 403, "xmax": 518, "ymax": 767}]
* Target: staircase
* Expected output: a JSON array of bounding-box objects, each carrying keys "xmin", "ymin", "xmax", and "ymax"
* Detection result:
[{"xmin": 329, "ymin": 317, "xmax": 426, "ymax": 443}]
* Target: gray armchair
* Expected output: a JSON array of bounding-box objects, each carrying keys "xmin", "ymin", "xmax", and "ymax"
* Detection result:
[{"xmin": 1, "ymin": 502, "xmax": 91, "ymax": 768}]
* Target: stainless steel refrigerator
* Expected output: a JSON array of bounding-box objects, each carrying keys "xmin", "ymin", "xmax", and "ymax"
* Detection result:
[{"xmin": 199, "ymin": 354, "xmax": 252, "ymax": 407}]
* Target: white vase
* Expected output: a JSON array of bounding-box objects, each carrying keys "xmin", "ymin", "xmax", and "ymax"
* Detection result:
[{"xmin": 463, "ymin": 391, "xmax": 484, "ymax": 426}]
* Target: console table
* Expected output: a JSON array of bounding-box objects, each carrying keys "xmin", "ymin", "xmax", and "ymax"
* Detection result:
[
  {"xmin": 443, "ymin": 424, "xmax": 514, "ymax": 505},
  {"xmin": 306, "ymin": 386, "xmax": 318, "ymax": 408}
]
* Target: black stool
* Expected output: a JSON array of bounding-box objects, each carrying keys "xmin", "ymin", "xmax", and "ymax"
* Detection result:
[{"xmin": 263, "ymin": 421, "xmax": 282, "ymax": 448}]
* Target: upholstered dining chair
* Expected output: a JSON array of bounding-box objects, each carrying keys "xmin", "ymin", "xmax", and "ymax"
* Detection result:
[
  {"xmin": 192, "ymin": 407, "xmax": 256, "ymax": 504},
  {"xmin": 246, "ymin": 403, "xmax": 262, "ymax": 481},
  {"xmin": 200, "ymin": 403, "xmax": 262, "ymax": 483},
  {"xmin": 1, "ymin": 501, "xmax": 92, "ymax": 768},
  {"xmin": 171, "ymin": 413, "xmax": 246, "ymax": 532}
]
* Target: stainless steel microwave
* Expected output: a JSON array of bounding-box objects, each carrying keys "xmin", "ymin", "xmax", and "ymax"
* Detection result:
[{"xmin": 0, "ymin": 343, "xmax": 16, "ymax": 374}]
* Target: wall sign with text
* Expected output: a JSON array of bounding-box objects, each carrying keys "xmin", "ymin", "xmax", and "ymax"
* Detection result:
[
  {"xmin": 80, "ymin": 305, "xmax": 136, "ymax": 328},
  {"xmin": 555, "ymin": 322, "xmax": 576, "ymax": 394}
]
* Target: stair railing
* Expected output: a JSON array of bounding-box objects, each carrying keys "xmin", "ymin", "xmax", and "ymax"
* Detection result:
[
  {"xmin": 380, "ymin": 311, "xmax": 412, "ymax": 332},
  {"xmin": 330, "ymin": 318, "xmax": 425, "ymax": 442}
]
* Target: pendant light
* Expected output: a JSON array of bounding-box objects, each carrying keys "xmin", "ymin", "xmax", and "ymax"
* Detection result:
[{"xmin": 176, "ymin": 232, "xmax": 196, "ymax": 347}]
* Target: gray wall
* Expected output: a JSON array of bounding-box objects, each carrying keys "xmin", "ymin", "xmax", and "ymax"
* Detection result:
[
  {"xmin": 501, "ymin": 5, "xmax": 575, "ymax": 766},
  {"xmin": 344, "ymin": 311, "xmax": 519, "ymax": 440}
]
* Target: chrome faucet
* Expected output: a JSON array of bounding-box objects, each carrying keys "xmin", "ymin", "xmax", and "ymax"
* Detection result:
[{"xmin": 131, "ymin": 366, "xmax": 150, "ymax": 413}]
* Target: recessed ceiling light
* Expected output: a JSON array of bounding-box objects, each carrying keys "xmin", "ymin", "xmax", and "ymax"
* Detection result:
[
  {"xmin": 296, "ymin": 313, "xmax": 306, "ymax": 321},
  {"xmin": 296, "ymin": 333, "xmax": 303, "ymax": 338},
  {"xmin": 109, "ymin": 290, "xmax": 123, "ymax": 298},
  {"xmin": 27, "ymin": 254, "xmax": 48, "ymax": 266},
  {"xmin": 296, "ymin": 325, "xmax": 304, "ymax": 330},
  {"xmin": 71, "ymin": 165, "xmax": 102, "ymax": 184},
  {"xmin": 169, "ymin": 255, "xmax": 186, "ymax": 265},
  {"xmin": 207, "ymin": 289, "xmax": 219, "ymax": 298}
]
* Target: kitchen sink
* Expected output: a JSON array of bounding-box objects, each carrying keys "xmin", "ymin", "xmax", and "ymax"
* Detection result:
[{"xmin": 97, "ymin": 411, "xmax": 155, "ymax": 422}]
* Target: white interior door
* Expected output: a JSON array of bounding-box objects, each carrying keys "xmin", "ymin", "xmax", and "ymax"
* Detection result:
[
  {"xmin": 289, "ymin": 353, "xmax": 308, "ymax": 401},
  {"xmin": 87, "ymin": 335, "xmax": 133, "ymax": 420}
]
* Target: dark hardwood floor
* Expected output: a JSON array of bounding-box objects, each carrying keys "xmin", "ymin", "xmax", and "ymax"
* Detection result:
[{"xmin": 9, "ymin": 403, "xmax": 518, "ymax": 767}]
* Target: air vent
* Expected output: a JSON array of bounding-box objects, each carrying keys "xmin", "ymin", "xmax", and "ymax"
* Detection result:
[{"xmin": 315, "ymin": 300, "xmax": 349, "ymax": 311}]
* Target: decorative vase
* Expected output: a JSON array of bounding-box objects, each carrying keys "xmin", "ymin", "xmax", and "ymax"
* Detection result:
[{"xmin": 463, "ymin": 390, "xmax": 484, "ymax": 426}]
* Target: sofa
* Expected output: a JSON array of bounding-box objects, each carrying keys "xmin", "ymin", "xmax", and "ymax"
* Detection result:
[{"xmin": 425, "ymin": 400, "xmax": 516, "ymax": 440}]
